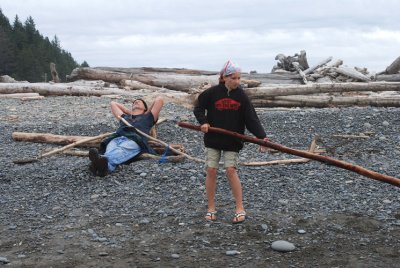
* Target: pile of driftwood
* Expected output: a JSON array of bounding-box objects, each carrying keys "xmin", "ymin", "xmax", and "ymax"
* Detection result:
[
  {"xmin": 271, "ymin": 50, "xmax": 400, "ymax": 84},
  {"xmin": 1, "ymin": 53, "xmax": 400, "ymax": 108}
]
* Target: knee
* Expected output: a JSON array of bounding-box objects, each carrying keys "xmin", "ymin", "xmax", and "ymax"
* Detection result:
[
  {"xmin": 207, "ymin": 167, "xmax": 218, "ymax": 177},
  {"xmin": 225, "ymin": 167, "xmax": 237, "ymax": 177}
]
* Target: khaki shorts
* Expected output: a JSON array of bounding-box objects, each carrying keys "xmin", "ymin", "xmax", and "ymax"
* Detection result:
[{"xmin": 205, "ymin": 147, "xmax": 239, "ymax": 169}]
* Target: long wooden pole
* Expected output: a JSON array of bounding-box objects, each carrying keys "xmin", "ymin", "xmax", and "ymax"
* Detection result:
[
  {"xmin": 119, "ymin": 117, "xmax": 204, "ymax": 163},
  {"xmin": 178, "ymin": 122, "xmax": 400, "ymax": 187}
]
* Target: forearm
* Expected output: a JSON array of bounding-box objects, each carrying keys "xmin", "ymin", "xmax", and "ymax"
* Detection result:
[
  {"xmin": 110, "ymin": 101, "xmax": 129, "ymax": 119},
  {"xmin": 147, "ymin": 96, "xmax": 163, "ymax": 112}
]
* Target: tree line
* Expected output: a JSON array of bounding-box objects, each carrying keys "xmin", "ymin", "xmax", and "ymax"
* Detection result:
[{"xmin": 0, "ymin": 8, "xmax": 88, "ymax": 82}]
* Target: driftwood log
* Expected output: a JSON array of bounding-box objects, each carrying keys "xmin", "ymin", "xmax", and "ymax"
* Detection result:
[
  {"xmin": 0, "ymin": 83, "xmax": 135, "ymax": 96},
  {"xmin": 246, "ymin": 81, "xmax": 400, "ymax": 98},
  {"xmin": 41, "ymin": 148, "xmax": 186, "ymax": 163},
  {"xmin": 333, "ymin": 67, "xmax": 371, "ymax": 82},
  {"xmin": 11, "ymin": 132, "xmax": 185, "ymax": 154},
  {"xmin": 252, "ymin": 95, "xmax": 400, "ymax": 108},
  {"xmin": 0, "ymin": 93, "xmax": 44, "ymax": 100},
  {"xmin": 67, "ymin": 67, "xmax": 217, "ymax": 92},
  {"xmin": 382, "ymin": 56, "xmax": 400, "ymax": 74},
  {"xmin": 67, "ymin": 67, "xmax": 262, "ymax": 92},
  {"xmin": 178, "ymin": 122, "xmax": 400, "ymax": 187},
  {"xmin": 13, "ymin": 132, "xmax": 113, "ymax": 164},
  {"xmin": 292, "ymin": 62, "xmax": 309, "ymax": 84},
  {"xmin": 304, "ymin": 57, "xmax": 333, "ymax": 75}
]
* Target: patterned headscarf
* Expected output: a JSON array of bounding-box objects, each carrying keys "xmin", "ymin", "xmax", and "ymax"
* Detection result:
[{"xmin": 220, "ymin": 60, "xmax": 241, "ymax": 77}]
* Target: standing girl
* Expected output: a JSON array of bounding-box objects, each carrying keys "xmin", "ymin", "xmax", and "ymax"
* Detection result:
[{"xmin": 194, "ymin": 60, "xmax": 269, "ymax": 223}]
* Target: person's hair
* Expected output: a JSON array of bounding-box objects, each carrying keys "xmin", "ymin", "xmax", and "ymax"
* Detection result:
[
  {"xmin": 219, "ymin": 73, "xmax": 228, "ymax": 84},
  {"xmin": 133, "ymin": 98, "xmax": 148, "ymax": 111}
]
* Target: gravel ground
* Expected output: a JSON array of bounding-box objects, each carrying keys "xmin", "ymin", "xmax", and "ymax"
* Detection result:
[{"xmin": 0, "ymin": 95, "xmax": 399, "ymax": 268}]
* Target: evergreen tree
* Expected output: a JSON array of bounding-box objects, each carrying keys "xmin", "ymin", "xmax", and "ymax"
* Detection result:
[
  {"xmin": 81, "ymin": 60, "xmax": 90, "ymax": 67},
  {"xmin": 0, "ymin": 10, "xmax": 83, "ymax": 82},
  {"xmin": 0, "ymin": 9, "xmax": 16, "ymax": 75}
]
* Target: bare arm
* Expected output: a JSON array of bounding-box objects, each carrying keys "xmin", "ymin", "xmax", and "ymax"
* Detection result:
[
  {"xmin": 110, "ymin": 101, "xmax": 131, "ymax": 119},
  {"xmin": 147, "ymin": 96, "xmax": 164, "ymax": 122}
]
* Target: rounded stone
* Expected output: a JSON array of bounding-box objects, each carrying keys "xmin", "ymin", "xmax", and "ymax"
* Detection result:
[{"xmin": 271, "ymin": 240, "xmax": 296, "ymax": 252}]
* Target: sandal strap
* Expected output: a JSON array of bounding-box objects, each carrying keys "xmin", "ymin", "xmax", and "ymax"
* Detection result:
[
  {"xmin": 234, "ymin": 212, "xmax": 246, "ymax": 218},
  {"xmin": 206, "ymin": 211, "xmax": 217, "ymax": 216}
]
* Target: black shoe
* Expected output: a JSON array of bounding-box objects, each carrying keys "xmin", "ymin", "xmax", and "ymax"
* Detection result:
[
  {"xmin": 89, "ymin": 148, "xmax": 108, "ymax": 177},
  {"xmin": 89, "ymin": 162, "xmax": 97, "ymax": 175}
]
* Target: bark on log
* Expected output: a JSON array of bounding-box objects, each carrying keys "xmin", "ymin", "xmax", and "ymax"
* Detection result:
[
  {"xmin": 245, "ymin": 82, "xmax": 400, "ymax": 98},
  {"xmin": 178, "ymin": 122, "xmax": 400, "ymax": 187}
]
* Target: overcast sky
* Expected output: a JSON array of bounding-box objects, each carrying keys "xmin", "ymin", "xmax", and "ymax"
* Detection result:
[{"xmin": 1, "ymin": 0, "xmax": 399, "ymax": 73}]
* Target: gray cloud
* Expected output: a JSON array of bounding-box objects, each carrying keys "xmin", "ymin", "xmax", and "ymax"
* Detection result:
[{"xmin": 1, "ymin": 0, "xmax": 399, "ymax": 72}]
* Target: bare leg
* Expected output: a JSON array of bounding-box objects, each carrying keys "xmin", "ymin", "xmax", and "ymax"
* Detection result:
[
  {"xmin": 205, "ymin": 167, "xmax": 218, "ymax": 214},
  {"xmin": 226, "ymin": 167, "xmax": 246, "ymax": 222}
]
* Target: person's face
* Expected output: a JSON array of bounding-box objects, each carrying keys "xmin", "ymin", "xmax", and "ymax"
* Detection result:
[
  {"xmin": 223, "ymin": 72, "xmax": 241, "ymax": 90},
  {"xmin": 132, "ymin": 99, "xmax": 146, "ymax": 112}
]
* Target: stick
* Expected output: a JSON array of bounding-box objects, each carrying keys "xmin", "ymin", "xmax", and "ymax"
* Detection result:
[
  {"xmin": 13, "ymin": 132, "xmax": 113, "ymax": 164},
  {"xmin": 242, "ymin": 137, "xmax": 318, "ymax": 166},
  {"xmin": 178, "ymin": 122, "xmax": 400, "ymax": 187},
  {"xmin": 119, "ymin": 117, "xmax": 204, "ymax": 163}
]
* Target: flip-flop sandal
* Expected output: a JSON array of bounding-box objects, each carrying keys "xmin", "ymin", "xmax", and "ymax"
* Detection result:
[
  {"xmin": 205, "ymin": 211, "xmax": 217, "ymax": 221},
  {"xmin": 232, "ymin": 211, "xmax": 246, "ymax": 224}
]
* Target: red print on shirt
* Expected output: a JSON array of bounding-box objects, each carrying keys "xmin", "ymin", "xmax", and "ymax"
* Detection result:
[{"xmin": 215, "ymin": 98, "xmax": 241, "ymax": 111}]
